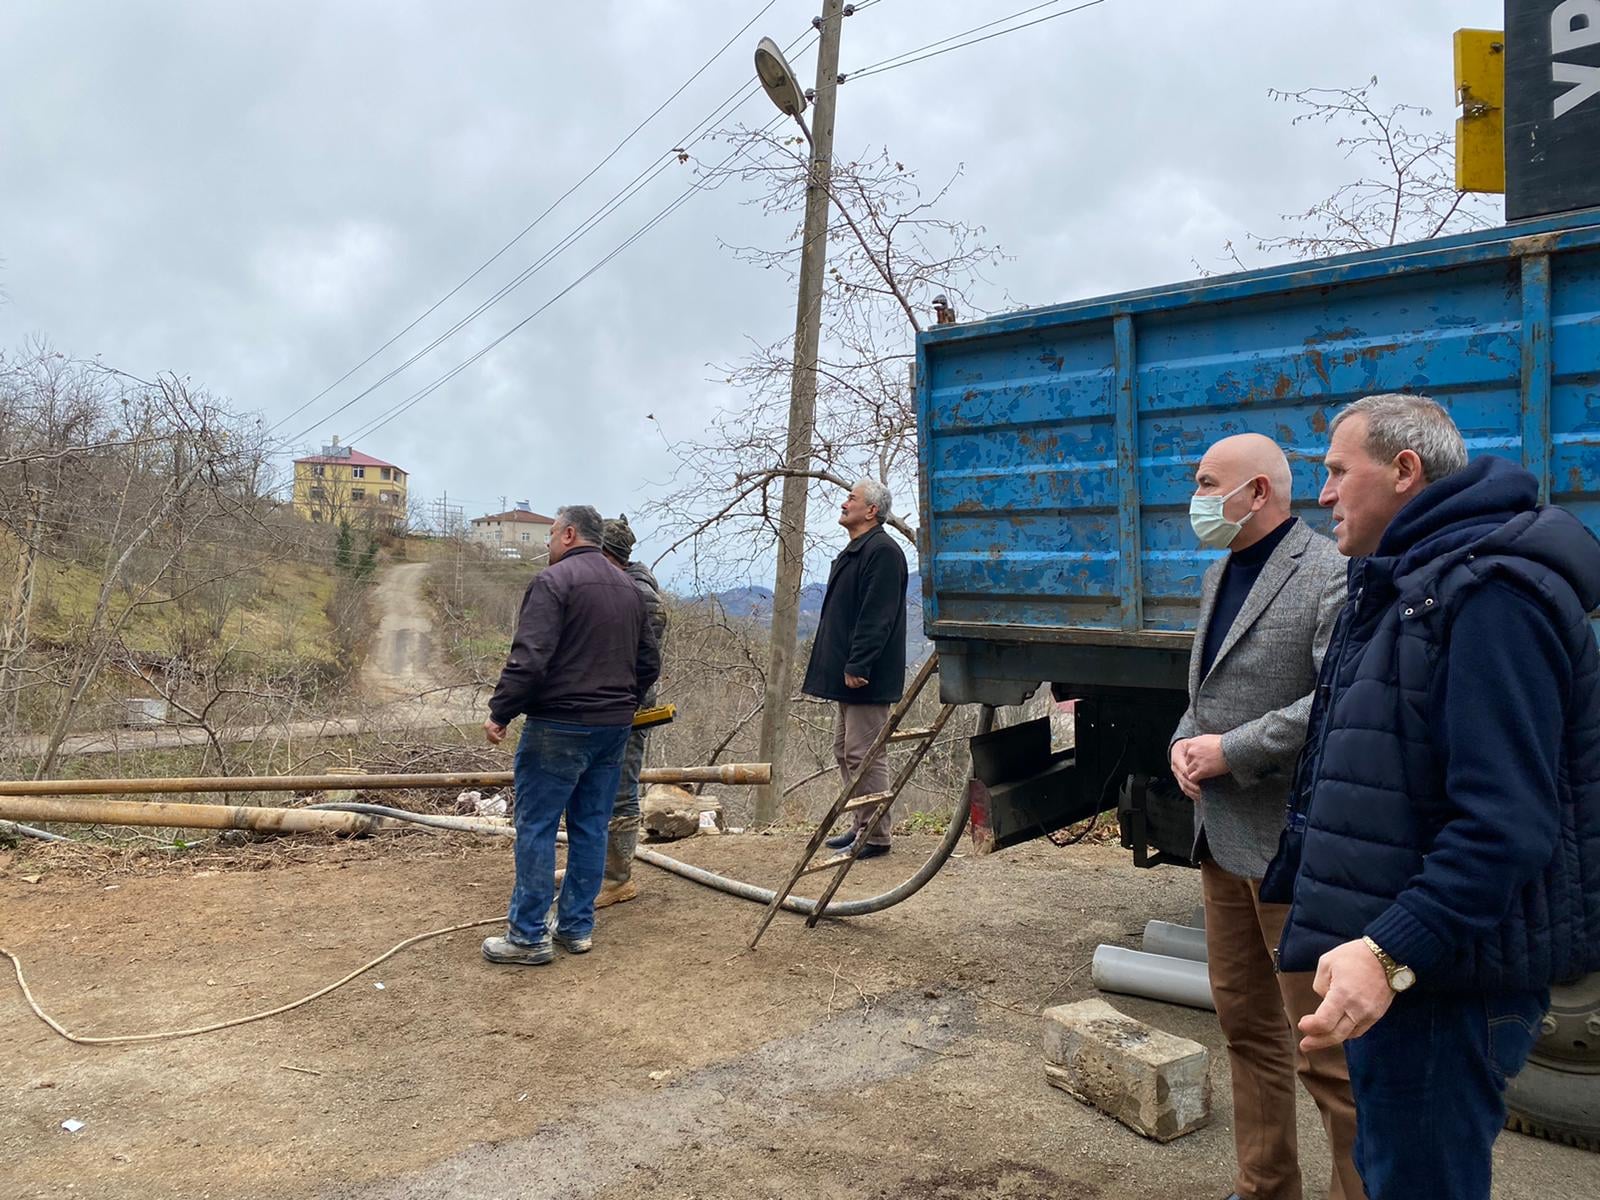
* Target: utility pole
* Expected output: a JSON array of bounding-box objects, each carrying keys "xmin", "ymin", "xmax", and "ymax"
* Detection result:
[
  {"xmin": 437, "ymin": 490, "xmax": 465, "ymax": 599},
  {"xmin": 754, "ymin": 0, "xmax": 846, "ymax": 823}
]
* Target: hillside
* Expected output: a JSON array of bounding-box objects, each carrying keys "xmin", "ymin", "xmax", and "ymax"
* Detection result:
[{"xmin": 1, "ymin": 531, "xmax": 345, "ymax": 674}]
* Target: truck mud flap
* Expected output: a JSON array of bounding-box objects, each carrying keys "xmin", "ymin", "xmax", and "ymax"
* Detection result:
[
  {"xmin": 1117, "ymin": 774, "xmax": 1195, "ymax": 869},
  {"xmin": 965, "ymin": 716, "xmax": 1096, "ymax": 855}
]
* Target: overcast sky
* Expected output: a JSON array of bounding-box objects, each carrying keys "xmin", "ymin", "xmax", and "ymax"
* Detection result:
[{"xmin": 0, "ymin": 0, "xmax": 1503, "ymax": 585}]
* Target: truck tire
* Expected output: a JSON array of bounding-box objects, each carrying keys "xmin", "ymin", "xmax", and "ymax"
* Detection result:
[{"xmin": 1505, "ymin": 973, "xmax": 1600, "ymax": 1152}]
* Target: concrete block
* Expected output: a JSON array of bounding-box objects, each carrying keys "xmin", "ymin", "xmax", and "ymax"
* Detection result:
[{"xmin": 1040, "ymin": 998, "xmax": 1210, "ymax": 1142}]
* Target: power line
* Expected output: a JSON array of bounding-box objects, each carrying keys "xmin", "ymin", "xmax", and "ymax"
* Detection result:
[
  {"xmin": 283, "ymin": 154, "xmax": 680, "ymax": 447},
  {"xmin": 345, "ymin": 117, "xmax": 787, "ymax": 445},
  {"xmin": 267, "ymin": 0, "xmax": 783, "ymax": 438},
  {"xmin": 283, "ymin": 30, "xmax": 818, "ymax": 451},
  {"xmin": 319, "ymin": 3, "xmax": 1114, "ymax": 455},
  {"xmin": 845, "ymin": 0, "xmax": 1106, "ymax": 81}
]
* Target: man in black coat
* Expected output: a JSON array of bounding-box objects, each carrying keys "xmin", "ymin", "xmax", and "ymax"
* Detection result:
[{"xmin": 801, "ymin": 479, "xmax": 908, "ymax": 857}]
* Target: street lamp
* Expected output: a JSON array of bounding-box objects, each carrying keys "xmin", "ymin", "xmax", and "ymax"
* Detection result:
[{"xmin": 754, "ymin": 36, "xmax": 809, "ymax": 123}]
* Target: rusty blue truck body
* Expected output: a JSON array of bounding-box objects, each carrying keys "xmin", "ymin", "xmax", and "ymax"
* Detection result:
[
  {"xmin": 916, "ymin": 208, "xmax": 1600, "ymax": 862},
  {"xmin": 916, "ymin": 207, "xmax": 1600, "ymax": 707}
]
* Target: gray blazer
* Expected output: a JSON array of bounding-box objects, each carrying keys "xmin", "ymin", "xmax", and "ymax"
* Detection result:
[{"xmin": 1171, "ymin": 521, "xmax": 1347, "ymax": 879}]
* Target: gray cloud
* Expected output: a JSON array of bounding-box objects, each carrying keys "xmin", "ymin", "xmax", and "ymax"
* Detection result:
[{"xmin": 0, "ymin": 0, "xmax": 1502, "ymax": 583}]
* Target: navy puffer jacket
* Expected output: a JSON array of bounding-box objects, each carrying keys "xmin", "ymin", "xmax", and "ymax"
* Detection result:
[{"xmin": 1265, "ymin": 456, "xmax": 1600, "ymax": 990}]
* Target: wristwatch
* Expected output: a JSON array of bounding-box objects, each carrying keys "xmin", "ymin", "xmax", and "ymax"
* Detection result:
[{"xmin": 1362, "ymin": 935, "xmax": 1417, "ymax": 993}]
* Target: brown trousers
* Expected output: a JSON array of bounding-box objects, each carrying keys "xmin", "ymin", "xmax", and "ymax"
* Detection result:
[
  {"xmin": 1202, "ymin": 859, "xmax": 1364, "ymax": 1200},
  {"xmin": 832, "ymin": 702, "xmax": 893, "ymax": 845}
]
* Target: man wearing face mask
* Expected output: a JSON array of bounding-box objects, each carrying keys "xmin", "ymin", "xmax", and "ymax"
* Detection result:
[{"xmin": 1169, "ymin": 433, "xmax": 1359, "ymax": 1200}]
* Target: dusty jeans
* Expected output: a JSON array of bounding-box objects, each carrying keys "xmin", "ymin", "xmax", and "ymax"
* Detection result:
[
  {"xmin": 507, "ymin": 719, "xmax": 630, "ymax": 945},
  {"xmin": 605, "ymin": 729, "xmax": 649, "ymax": 883},
  {"xmin": 833, "ymin": 701, "xmax": 893, "ymax": 845}
]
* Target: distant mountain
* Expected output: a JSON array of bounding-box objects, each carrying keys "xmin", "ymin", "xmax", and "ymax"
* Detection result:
[{"xmin": 695, "ymin": 573, "xmax": 927, "ymax": 649}]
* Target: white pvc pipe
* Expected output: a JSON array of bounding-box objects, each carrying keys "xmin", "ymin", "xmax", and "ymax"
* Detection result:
[
  {"xmin": 1092, "ymin": 944, "xmax": 1216, "ymax": 1012},
  {"xmin": 1142, "ymin": 920, "xmax": 1209, "ymax": 963}
]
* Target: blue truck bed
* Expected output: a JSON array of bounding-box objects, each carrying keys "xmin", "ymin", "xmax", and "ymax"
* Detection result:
[{"xmin": 915, "ymin": 208, "xmax": 1600, "ymax": 704}]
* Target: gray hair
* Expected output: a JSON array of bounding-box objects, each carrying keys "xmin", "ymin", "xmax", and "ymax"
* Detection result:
[
  {"xmin": 1330, "ymin": 393, "xmax": 1468, "ymax": 484},
  {"xmin": 854, "ymin": 478, "xmax": 892, "ymax": 524},
  {"xmin": 554, "ymin": 504, "xmax": 604, "ymax": 544}
]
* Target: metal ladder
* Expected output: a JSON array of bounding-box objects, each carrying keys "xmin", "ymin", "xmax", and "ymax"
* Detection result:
[{"xmin": 748, "ymin": 653, "xmax": 956, "ymax": 949}]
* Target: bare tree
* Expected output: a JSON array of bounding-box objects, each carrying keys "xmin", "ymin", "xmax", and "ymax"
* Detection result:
[
  {"xmin": 1203, "ymin": 77, "xmax": 1501, "ymax": 273},
  {"xmin": 28, "ymin": 376, "xmax": 269, "ymax": 773},
  {"xmin": 0, "ymin": 346, "xmax": 311, "ymax": 775},
  {"xmin": 649, "ymin": 130, "xmax": 1005, "ymax": 587}
]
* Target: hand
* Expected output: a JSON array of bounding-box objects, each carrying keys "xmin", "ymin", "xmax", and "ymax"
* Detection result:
[
  {"xmin": 1169, "ymin": 740, "xmax": 1202, "ymax": 802},
  {"xmin": 844, "ymin": 673, "xmax": 868, "ymax": 688},
  {"xmin": 1178, "ymin": 734, "xmax": 1229, "ymax": 783},
  {"xmin": 1297, "ymin": 938, "xmax": 1396, "ymax": 1052},
  {"xmin": 483, "ymin": 718, "xmax": 507, "ymax": 746}
]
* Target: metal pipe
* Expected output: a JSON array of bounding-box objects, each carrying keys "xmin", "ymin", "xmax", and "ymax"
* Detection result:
[
  {"xmin": 0, "ymin": 796, "xmax": 397, "ymax": 836},
  {"xmin": 642, "ymin": 765, "xmax": 769, "ymax": 786},
  {"xmin": 3, "ymin": 718, "xmax": 981, "ymax": 928},
  {"xmin": 307, "ymin": 803, "xmax": 510, "ymax": 837},
  {"xmin": 0, "ymin": 763, "xmax": 770, "ymax": 797},
  {"xmin": 1092, "ymin": 944, "xmax": 1216, "ymax": 1012},
  {"xmin": 1142, "ymin": 920, "xmax": 1209, "ymax": 963}
]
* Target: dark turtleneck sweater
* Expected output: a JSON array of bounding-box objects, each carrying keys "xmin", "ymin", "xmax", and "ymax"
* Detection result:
[{"xmin": 1199, "ymin": 516, "xmax": 1298, "ymax": 679}]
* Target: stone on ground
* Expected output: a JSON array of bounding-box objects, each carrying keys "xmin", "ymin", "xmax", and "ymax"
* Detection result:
[
  {"xmin": 641, "ymin": 784, "xmax": 701, "ymax": 841},
  {"xmin": 1040, "ymin": 997, "xmax": 1210, "ymax": 1142}
]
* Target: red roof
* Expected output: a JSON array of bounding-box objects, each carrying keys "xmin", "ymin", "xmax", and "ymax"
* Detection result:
[
  {"xmin": 473, "ymin": 509, "xmax": 555, "ymax": 525},
  {"xmin": 294, "ymin": 449, "xmax": 405, "ymax": 471}
]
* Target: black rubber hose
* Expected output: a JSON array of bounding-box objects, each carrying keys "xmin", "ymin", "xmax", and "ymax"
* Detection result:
[
  {"xmin": 307, "ymin": 707, "xmax": 993, "ymax": 921},
  {"xmin": 632, "ymin": 707, "xmax": 993, "ymax": 917}
]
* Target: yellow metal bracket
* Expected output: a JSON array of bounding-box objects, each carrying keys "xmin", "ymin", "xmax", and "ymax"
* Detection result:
[
  {"xmin": 632, "ymin": 703, "xmax": 676, "ymax": 730},
  {"xmin": 1455, "ymin": 28, "xmax": 1506, "ymax": 194}
]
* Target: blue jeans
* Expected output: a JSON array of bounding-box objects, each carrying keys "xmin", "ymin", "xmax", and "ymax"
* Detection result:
[
  {"xmin": 506, "ymin": 719, "xmax": 631, "ymax": 945},
  {"xmin": 1345, "ymin": 987, "xmax": 1548, "ymax": 1200}
]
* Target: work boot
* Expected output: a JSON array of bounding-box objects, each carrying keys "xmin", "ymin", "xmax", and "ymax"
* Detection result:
[
  {"xmin": 595, "ymin": 878, "xmax": 639, "ymax": 907},
  {"xmin": 481, "ymin": 936, "xmax": 554, "ymax": 966},
  {"xmin": 597, "ymin": 821, "xmax": 641, "ymax": 907},
  {"xmin": 553, "ymin": 929, "xmax": 593, "ymax": 954}
]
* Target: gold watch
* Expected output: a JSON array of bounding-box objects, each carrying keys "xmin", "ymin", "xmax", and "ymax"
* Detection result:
[{"xmin": 1362, "ymin": 935, "xmax": 1417, "ymax": 993}]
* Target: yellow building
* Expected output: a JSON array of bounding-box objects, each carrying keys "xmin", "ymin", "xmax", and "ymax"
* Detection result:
[{"xmin": 292, "ymin": 439, "xmax": 408, "ymax": 528}]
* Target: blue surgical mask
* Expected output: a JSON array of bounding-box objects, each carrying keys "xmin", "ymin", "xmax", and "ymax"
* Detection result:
[{"xmin": 1189, "ymin": 478, "xmax": 1257, "ymax": 549}]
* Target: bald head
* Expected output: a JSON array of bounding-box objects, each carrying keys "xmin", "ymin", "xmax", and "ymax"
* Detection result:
[{"xmin": 1194, "ymin": 433, "xmax": 1294, "ymax": 550}]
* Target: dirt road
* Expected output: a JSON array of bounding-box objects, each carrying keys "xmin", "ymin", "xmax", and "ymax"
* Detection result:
[
  {"xmin": 2, "ymin": 836, "xmax": 1593, "ymax": 1200},
  {"xmin": 360, "ymin": 562, "xmax": 443, "ymax": 702}
]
